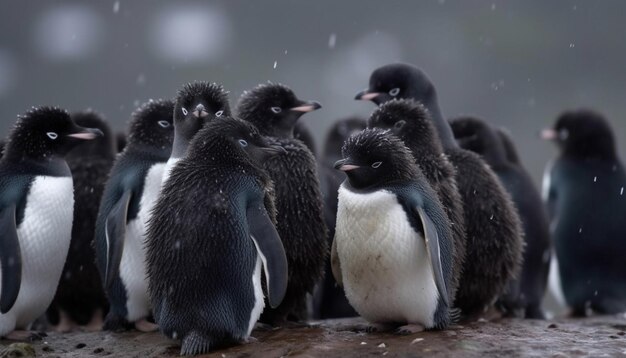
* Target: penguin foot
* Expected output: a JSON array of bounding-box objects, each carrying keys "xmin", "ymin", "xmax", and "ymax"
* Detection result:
[
  {"xmin": 253, "ymin": 322, "xmax": 278, "ymax": 331},
  {"xmin": 3, "ymin": 330, "xmax": 46, "ymax": 342},
  {"xmin": 364, "ymin": 323, "xmax": 395, "ymax": 333},
  {"xmin": 135, "ymin": 319, "xmax": 158, "ymax": 332},
  {"xmin": 395, "ymin": 324, "xmax": 425, "ymax": 335},
  {"xmin": 55, "ymin": 310, "xmax": 76, "ymax": 332},
  {"xmin": 84, "ymin": 308, "xmax": 104, "ymax": 332}
]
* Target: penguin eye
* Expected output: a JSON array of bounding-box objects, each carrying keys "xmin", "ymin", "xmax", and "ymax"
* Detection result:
[
  {"xmin": 181, "ymin": 107, "xmax": 188, "ymax": 116},
  {"xmin": 389, "ymin": 88, "xmax": 400, "ymax": 97},
  {"xmin": 238, "ymin": 139, "xmax": 248, "ymax": 147},
  {"xmin": 559, "ymin": 129, "xmax": 569, "ymax": 140},
  {"xmin": 394, "ymin": 120, "xmax": 406, "ymax": 129},
  {"xmin": 215, "ymin": 110, "xmax": 224, "ymax": 118},
  {"xmin": 158, "ymin": 120, "xmax": 170, "ymax": 128},
  {"xmin": 270, "ymin": 107, "xmax": 282, "ymax": 114},
  {"xmin": 46, "ymin": 132, "xmax": 58, "ymax": 140},
  {"xmin": 371, "ymin": 161, "xmax": 382, "ymax": 168}
]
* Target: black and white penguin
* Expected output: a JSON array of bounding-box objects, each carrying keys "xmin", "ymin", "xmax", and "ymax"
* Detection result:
[
  {"xmin": 47, "ymin": 110, "xmax": 115, "ymax": 331},
  {"xmin": 332, "ymin": 128, "xmax": 457, "ymax": 333},
  {"xmin": 451, "ymin": 116, "xmax": 551, "ymax": 319},
  {"xmin": 368, "ymin": 100, "xmax": 467, "ymax": 310},
  {"xmin": 0, "ymin": 107, "xmax": 102, "ymax": 340},
  {"xmin": 542, "ymin": 109, "xmax": 626, "ymax": 316},
  {"xmin": 236, "ymin": 83, "xmax": 327, "ymax": 325},
  {"xmin": 313, "ymin": 117, "xmax": 366, "ymax": 319},
  {"xmin": 164, "ymin": 82, "xmax": 231, "ymax": 183},
  {"xmin": 94, "ymin": 99, "xmax": 174, "ymax": 332},
  {"xmin": 146, "ymin": 118, "xmax": 288, "ymax": 355},
  {"xmin": 356, "ymin": 63, "xmax": 524, "ymax": 317}
]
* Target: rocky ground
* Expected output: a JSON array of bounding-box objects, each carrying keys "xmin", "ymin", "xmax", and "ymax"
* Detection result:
[{"xmin": 2, "ymin": 315, "xmax": 626, "ymax": 357}]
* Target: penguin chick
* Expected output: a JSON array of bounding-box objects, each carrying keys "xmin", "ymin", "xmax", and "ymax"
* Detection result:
[
  {"xmin": 146, "ymin": 118, "xmax": 288, "ymax": 355},
  {"xmin": 47, "ymin": 110, "xmax": 115, "ymax": 331},
  {"xmin": 356, "ymin": 63, "xmax": 524, "ymax": 317},
  {"xmin": 94, "ymin": 99, "xmax": 174, "ymax": 332},
  {"xmin": 332, "ymin": 128, "xmax": 457, "ymax": 332},
  {"xmin": 0, "ymin": 107, "xmax": 102, "ymax": 340},
  {"xmin": 294, "ymin": 122, "xmax": 317, "ymax": 157},
  {"xmin": 451, "ymin": 116, "xmax": 550, "ymax": 319},
  {"xmin": 368, "ymin": 100, "xmax": 466, "ymax": 308},
  {"xmin": 542, "ymin": 109, "xmax": 626, "ymax": 316},
  {"xmin": 313, "ymin": 117, "xmax": 366, "ymax": 319},
  {"xmin": 236, "ymin": 83, "xmax": 327, "ymax": 325}
]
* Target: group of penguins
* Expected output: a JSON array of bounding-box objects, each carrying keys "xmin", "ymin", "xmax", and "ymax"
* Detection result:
[{"xmin": 1, "ymin": 62, "xmax": 625, "ymax": 355}]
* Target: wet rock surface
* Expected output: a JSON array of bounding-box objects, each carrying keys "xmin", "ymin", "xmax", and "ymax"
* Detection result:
[{"xmin": 2, "ymin": 316, "xmax": 626, "ymax": 357}]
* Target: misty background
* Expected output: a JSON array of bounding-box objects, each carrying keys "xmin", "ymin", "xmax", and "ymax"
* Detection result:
[{"xmin": 0, "ymin": 0, "xmax": 625, "ymax": 187}]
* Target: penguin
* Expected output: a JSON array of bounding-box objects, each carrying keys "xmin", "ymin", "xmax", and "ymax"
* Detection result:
[
  {"xmin": 47, "ymin": 111, "xmax": 115, "ymax": 331},
  {"xmin": 146, "ymin": 118, "xmax": 288, "ymax": 355},
  {"xmin": 313, "ymin": 117, "xmax": 366, "ymax": 319},
  {"xmin": 495, "ymin": 128, "xmax": 521, "ymax": 165},
  {"xmin": 294, "ymin": 122, "xmax": 317, "ymax": 157},
  {"xmin": 450, "ymin": 116, "xmax": 551, "ymax": 319},
  {"xmin": 356, "ymin": 63, "xmax": 524, "ymax": 317},
  {"xmin": 368, "ymin": 100, "xmax": 467, "ymax": 310},
  {"xmin": 542, "ymin": 109, "xmax": 626, "ymax": 316},
  {"xmin": 236, "ymin": 83, "xmax": 327, "ymax": 325},
  {"xmin": 332, "ymin": 128, "xmax": 457, "ymax": 333},
  {"xmin": 0, "ymin": 106, "xmax": 102, "ymax": 340},
  {"xmin": 116, "ymin": 131, "xmax": 127, "ymax": 153},
  {"xmin": 94, "ymin": 99, "xmax": 175, "ymax": 332},
  {"xmin": 164, "ymin": 82, "xmax": 231, "ymax": 183}
]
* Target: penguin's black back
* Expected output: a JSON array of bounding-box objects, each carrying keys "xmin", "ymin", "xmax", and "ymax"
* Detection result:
[
  {"xmin": 259, "ymin": 138, "xmax": 328, "ymax": 324},
  {"xmin": 446, "ymin": 147, "xmax": 524, "ymax": 315},
  {"xmin": 48, "ymin": 111, "xmax": 115, "ymax": 325},
  {"xmin": 451, "ymin": 117, "xmax": 550, "ymax": 318},
  {"xmin": 146, "ymin": 120, "xmax": 276, "ymax": 348}
]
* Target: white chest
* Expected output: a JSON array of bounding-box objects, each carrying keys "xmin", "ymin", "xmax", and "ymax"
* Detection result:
[
  {"xmin": 0, "ymin": 176, "xmax": 74, "ymax": 332},
  {"xmin": 120, "ymin": 162, "xmax": 166, "ymax": 321},
  {"xmin": 161, "ymin": 157, "xmax": 180, "ymax": 186},
  {"xmin": 335, "ymin": 186, "xmax": 438, "ymax": 327}
]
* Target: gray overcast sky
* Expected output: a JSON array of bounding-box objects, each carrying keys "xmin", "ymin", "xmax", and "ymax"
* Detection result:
[{"xmin": 0, "ymin": 0, "xmax": 625, "ymax": 183}]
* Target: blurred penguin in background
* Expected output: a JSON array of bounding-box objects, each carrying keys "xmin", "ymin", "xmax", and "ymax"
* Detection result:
[
  {"xmin": 451, "ymin": 117, "xmax": 551, "ymax": 319},
  {"xmin": 542, "ymin": 109, "xmax": 626, "ymax": 316}
]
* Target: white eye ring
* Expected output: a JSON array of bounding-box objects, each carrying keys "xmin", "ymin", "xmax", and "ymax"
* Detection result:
[
  {"xmin": 394, "ymin": 120, "xmax": 405, "ymax": 129},
  {"xmin": 271, "ymin": 107, "xmax": 282, "ymax": 113},
  {"xmin": 238, "ymin": 139, "xmax": 248, "ymax": 147},
  {"xmin": 371, "ymin": 161, "xmax": 382, "ymax": 168},
  {"xmin": 47, "ymin": 132, "xmax": 58, "ymax": 140},
  {"xmin": 215, "ymin": 110, "xmax": 224, "ymax": 117},
  {"xmin": 158, "ymin": 120, "xmax": 170, "ymax": 128},
  {"xmin": 181, "ymin": 107, "xmax": 188, "ymax": 116},
  {"xmin": 389, "ymin": 88, "xmax": 400, "ymax": 96}
]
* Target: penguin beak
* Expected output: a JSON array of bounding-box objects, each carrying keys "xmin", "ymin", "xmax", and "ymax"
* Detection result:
[
  {"xmin": 540, "ymin": 128, "xmax": 558, "ymax": 141},
  {"xmin": 67, "ymin": 127, "xmax": 104, "ymax": 140},
  {"xmin": 290, "ymin": 101, "xmax": 322, "ymax": 113},
  {"xmin": 334, "ymin": 158, "xmax": 360, "ymax": 172},
  {"xmin": 355, "ymin": 89, "xmax": 381, "ymax": 101},
  {"xmin": 192, "ymin": 104, "xmax": 209, "ymax": 118},
  {"xmin": 261, "ymin": 144, "xmax": 287, "ymax": 156}
]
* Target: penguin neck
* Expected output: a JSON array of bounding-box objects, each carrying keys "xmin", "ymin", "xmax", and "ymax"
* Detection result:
[
  {"xmin": 4, "ymin": 155, "xmax": 71, "ymax": 177},
  {"xmin": 422, "ymin": 99, "xmax": 458, "ymax": 151},
  {"xmin": 171, "ymin": 131, "xmax": 192, "ymax": 159}
]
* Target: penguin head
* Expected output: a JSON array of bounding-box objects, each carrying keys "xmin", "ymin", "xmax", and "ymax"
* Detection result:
[
  {"xmin": 127, "ymin": 99, "xmax": 175, "ymax": 150},
  {"xmin": 355, "ymin": 63, "xmax": 437, "ymax": 107},
  {"xmin": 450, "ymin": 116, "xmax": 509, "ymax": 166},
  {"xmin": 335, "ymin": 128, "xmax": 418, "ymax": 190},
  {"xmin": 323, "ymin": 116, "xmax": 367, "ymax": 160},
  {"xmin": 4, "ymin": 106, "xmax": 103, "ymax": 161},
  {"xmin": 174, "ymin": 81, "xmax": 231, "ymax": 140},
  {"xmin": 543, "ymin": 109, "xmax": 617, "ymax": 159},
  {"xmin": 236, "ymin": 82, "xmax": 322, "ymax": 138},
  {"xmin": 188, "ymin": 116, "xmax": 285, "ymax": 167},
  {"xmin": 67, "ymin": 110, "xmax": 115, "ymax": 159},
  {"xmin": 369, "ymin": 99, "xmax": 443, "ymax": 151}
]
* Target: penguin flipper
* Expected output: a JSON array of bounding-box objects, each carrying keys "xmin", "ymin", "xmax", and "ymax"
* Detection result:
[
  {"xmin": 330, "ymin": 237, "xmax": 343, "ymax": 288},
  {"xmin": 0, "ymin": 204, "xmax": 21, "ymax": 314},
  {"xmin": 415, "ymin": 206, "xmax": 450, "ymax": 307},
  {"xmin": 104, "ymin": 190, "xmax": 132, "ymax": 288},
  {"xmin": 247, "ymin": 202, "xmax": 288, "ymax": 309}
]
